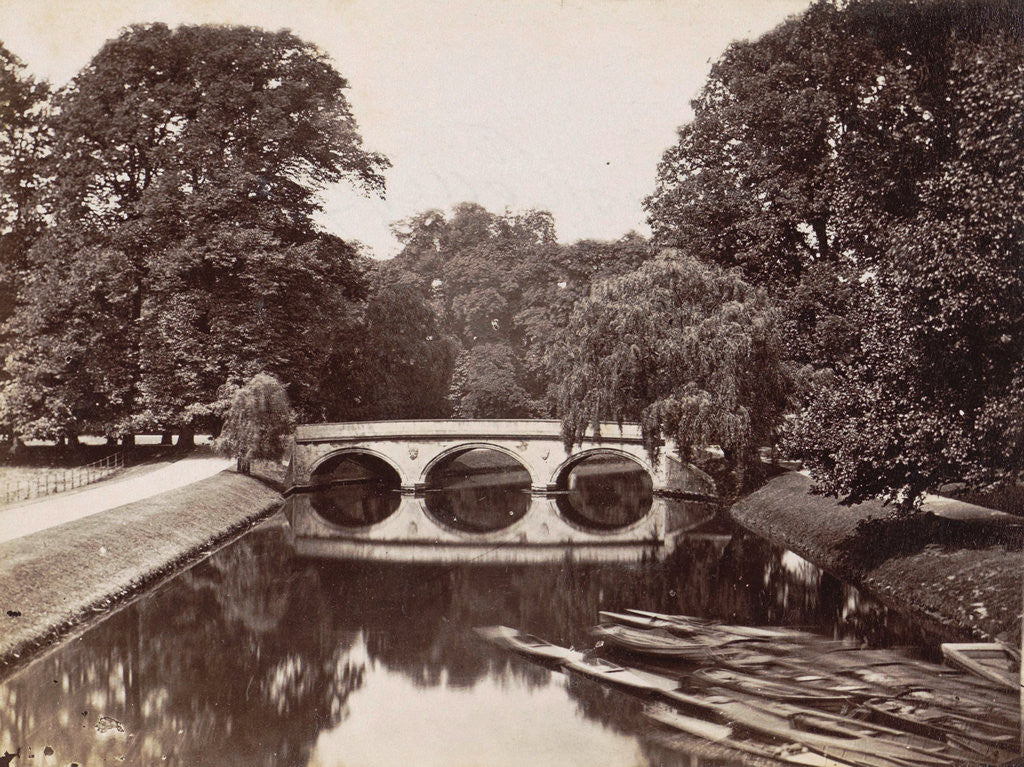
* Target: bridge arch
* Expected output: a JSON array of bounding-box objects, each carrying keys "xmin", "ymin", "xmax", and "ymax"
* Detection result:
[
  {"xmin": 550, "ymin": 448, "xmax": 656, "ymax": 533},
  {"xmin": 548, "ymin": 447, "xmax": 654, "ymax": 489},
  {"xmin": 309, "ymin": 447, "xmax": 407, "ymax": 487},
  {"xmin": 417, "ymin": 442, "xmax": 543, "ymax": 489}
]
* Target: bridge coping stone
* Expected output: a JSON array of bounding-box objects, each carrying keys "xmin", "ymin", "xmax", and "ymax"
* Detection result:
[{"xmin": 294, "ymin": 419, "xmax": 648, "ymax": 443}]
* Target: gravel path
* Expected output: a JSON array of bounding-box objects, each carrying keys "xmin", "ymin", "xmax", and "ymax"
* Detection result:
[{"xmin": 0, "ymin": 455, "xmax": 233, "ymax": 543}]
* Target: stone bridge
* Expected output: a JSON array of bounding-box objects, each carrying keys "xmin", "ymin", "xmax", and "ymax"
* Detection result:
[
  {"xmin": 284, "ymin": 419, "xmax": 716, "ymax": 564},
  {"xmin": 288, "ymin": 419, "xmax": 687, "ymax": 494}
]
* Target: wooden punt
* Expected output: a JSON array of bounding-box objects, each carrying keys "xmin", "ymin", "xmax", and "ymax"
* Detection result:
[
  {"xmin": 598, "ymin": 610, "xmax": 713, "ymax": 636},
  {"xmin": 592, "ymin": 623, "xmax": 749, "ymax": 661},
  {"xmin": 659, "ymin": 688, "xmax": 976, "ymax": 767},
  {"xmin": 626, "ymin": 609, "xmax": 818, "ymax": 641},
  {"xmin": 645, "ymin": 704, "xmax": 857, "ymax": 766},
  {"xmin": 941, "ymin": 642, "xmax": 1020, "ymax": 691},
  {"xmin": 560, "ymin": 654, "xmax": 681, "ymax": 693},
  {"xmin": 474, "ymin": 625, "xmax": 582, "ymax": 665},
  {"xmin": 692, "ymin": 667, "xmax": 861, "ymax": 710},
  {"xmin": 862, "ymin": 698, "xmax": 1019, "ymax": 759}
]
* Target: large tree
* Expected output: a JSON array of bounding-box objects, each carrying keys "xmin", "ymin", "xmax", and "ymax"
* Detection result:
[
  {"xmin": 645, "ymin": 0, "xmax": 1022, "ymax": 367},
  {"xmin": 786, "ymin": 25, "xmax": 1024, "ymax": 509},
  {"xmin": 317, "ymin": 262, "xmax": 454, "ymax": 421},
  {"xmin": 3, "ymin": 24, "xmax": 387, "ymax": 440},
  {"xmin": 0, "ymin": 42, "xmax": 49, "ymax": 439},
  {"xmin": 389, "ymin": 203, "xmax": 558, "ymax": 417},
  {"xmin": 550, "ymin": 250, "xmax": 787, "ymax": 494},
  {"xmin": 646, "ymin": 0, "xmax": 1024, "ymax": 506}
]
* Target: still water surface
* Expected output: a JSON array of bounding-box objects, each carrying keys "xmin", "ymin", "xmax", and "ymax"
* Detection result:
[{"xmin": 0, "ymin": 473, "xmax": 938, "ymax": 767}]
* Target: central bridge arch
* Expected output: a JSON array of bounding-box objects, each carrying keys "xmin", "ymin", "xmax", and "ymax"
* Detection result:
[{"xmin": 418, "ymin": 441, "xmax": 542, "ymax": 490}]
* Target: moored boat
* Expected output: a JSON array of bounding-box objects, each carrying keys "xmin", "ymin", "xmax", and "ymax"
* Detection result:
[
  {"xmin": 592, "ymin": 623, "xmax": 747, "ymax": 662},
  {"xmin": 941, "ymin": 641, "xmax": 1020, "ymax": 691},
  {"xmin": 645, "ymin": 704, "xmax": 856, "ymax": 766},
  {"xmin": 474, "ymin": 625, "xmax": 582, "ymax": 665},
  {"xmin": 692, "ymin": 667, "xmax": 862, "ymax": 710},
  {"xmin": 560, "ymin": 654, "xmax": 681, "ymax": 693}
]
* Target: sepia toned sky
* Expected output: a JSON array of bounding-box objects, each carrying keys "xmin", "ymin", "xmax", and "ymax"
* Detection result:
[{"xmin": 0, "ymin": 0, "xmax": 810, "ymax": 257}]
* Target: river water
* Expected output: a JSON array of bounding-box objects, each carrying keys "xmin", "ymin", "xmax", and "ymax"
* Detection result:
[{"xmin": 0, "ymin": 466, "xmax": 945, "ymax": 767}]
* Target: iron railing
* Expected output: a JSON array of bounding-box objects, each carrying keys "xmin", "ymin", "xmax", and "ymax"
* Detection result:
[{"xmin": 1, "ymin": 451, "xmax": 125, "ymax": 506}]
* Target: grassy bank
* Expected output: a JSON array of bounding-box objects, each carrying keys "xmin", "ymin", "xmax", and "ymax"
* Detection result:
[
  {"xmin": 731, "ymin": 472, "xmax": 1024, "ymax": 642},
  {"xmin": 0, "ymin": 470, "xmax": 282, "ymax": 678}
]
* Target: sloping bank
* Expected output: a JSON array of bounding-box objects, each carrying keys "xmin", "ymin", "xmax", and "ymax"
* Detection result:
[
  {"xmin": 0, "ymin": 470, "xmax": 282, "ymax": 677},
  {"xmin": 731, "ymin": 472, "xmax": 1024, "ymax": 642}
]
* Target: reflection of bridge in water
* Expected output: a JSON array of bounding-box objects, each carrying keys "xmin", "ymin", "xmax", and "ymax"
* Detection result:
[{"xmin": 286, "ymin": 420, "xmax": 717, "ymax": 563}]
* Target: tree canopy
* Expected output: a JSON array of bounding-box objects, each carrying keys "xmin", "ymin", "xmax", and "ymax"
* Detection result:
[
  {"xmin": 391, "ymin": 203, "xmax": 652, "ymax": 417},
  {"xmin": 785, "ymin": 20, "xmax": 1024, "ymax": 508},
  {"xmin": 317, "ymin": 262, "xmax": 453, "ymax": 421},
  {"xmin": 645, "ymin": 0, "xmax": 1024, "ymax": 506},
  {"xmin": 216, "ymin": 373, "xmax": 295, "ymax": 471},
  {"xmin": 2, "ymin": 24, "xmax": 387, "ymax": 441}
]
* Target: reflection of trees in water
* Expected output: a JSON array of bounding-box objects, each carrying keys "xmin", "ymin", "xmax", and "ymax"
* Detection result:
[
  {"xmin": 559, "ymin": 457, "xmax": 653, "ymax": 528},
  {"xmin": 0, "ymin": 526, "xmax": 366, "ymax": 766},
  {"xmin": 564, "ymin": 674, "xmax": 649, "ymax": 735},
  {"xmin": 308, "ymin": 525, "xmax": 926, "ymax": 700},
  {"xmin": 424, "ymin": 450, "xmax": 531, "ymax": 531},
  {"xmin": 0, "ymin": 519, "xmax": 929, "ymax": 764}
]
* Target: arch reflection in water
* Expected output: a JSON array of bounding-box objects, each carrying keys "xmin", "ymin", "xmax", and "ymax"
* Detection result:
[
  {"xmin": 423, "ymin": 448, "xmax": 531, "ymax": 532},
  {"xmin": 309, "ymin": 451, "xmax": 401, "ymax": 527},
  {"xmin": 556, "ymin": 452, "xmax": 653, "ymax": 530}
]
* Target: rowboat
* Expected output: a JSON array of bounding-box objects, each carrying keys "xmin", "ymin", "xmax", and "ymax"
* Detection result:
[
  {"xmin": 941, "ymin": 642, "xmax": 1020, "ymax": 691},
  {"xmin": 659, "ymin": 688, "xmax": 973, "ymax": 767},
  {"xmin": 560, "ymin": 655, "xmax": 681, "ymax": 693},
  {"xmin": 598, "ymin": 610, "xmax": 713, "ymax": 636},
  {"xmin": 692, "ymin": 667, "xmax": 862, "ymax": 710},
  {"xmin": 626, "ymin": 609, "xmax": 818, "ymax": 641},
  {"xmin": 645, "ymin": 704, "xmax": 856, "ymax": 766},
  {"xmin": 862, "ymin": 698, "xmax": 1019, "ymax": 760},
  {"xmin": 474, "ymin": 625, "xmax": 582, "ymax": 664},
  {"xmin": 592, "ymin": 623, "xmax": 751, "ymax": 662}
]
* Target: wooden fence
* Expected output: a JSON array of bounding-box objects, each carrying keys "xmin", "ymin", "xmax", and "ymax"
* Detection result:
[{"xmin": 2, "ymin": 452, "xmax": 125, "ymax": 506}]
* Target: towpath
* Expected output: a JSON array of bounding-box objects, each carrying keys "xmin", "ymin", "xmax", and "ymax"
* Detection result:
[{"xmin": 0, "ymin": 454, "xmax": 233, "ymax": 543}]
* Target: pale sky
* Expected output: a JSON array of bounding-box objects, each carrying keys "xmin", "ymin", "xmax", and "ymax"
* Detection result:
[{"xmin": 0, "ymin": 0, "xmax": 811, "ymax": 257}]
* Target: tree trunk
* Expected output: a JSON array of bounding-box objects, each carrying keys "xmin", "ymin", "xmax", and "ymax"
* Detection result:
[
  {"xmin": 160, "ymin": 431, "xmax": 173, "ymax": 445},
  {"xmin": 236, "ymin": 456, "xmax": 251, "ymax": 474},
  {"xmin": 106, "ymin": 436, "xmax": 118, "ymax": 447},
  {"xmin": 122, "ymin": 434, "xmax": 136, "ymax": 449},
  {"xmin": 177, "ymin": 427, "xmax": 195, "ymax": 449}
]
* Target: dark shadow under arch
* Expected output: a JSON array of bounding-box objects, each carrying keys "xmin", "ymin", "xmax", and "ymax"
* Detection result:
[
  {"xmin": 553, "ymin": 450, "xmax": 653, "ymax": 531},
  {"xmin": 422, "ymin": 446, "xmax": 532, "ymax": 533},
  {"xmin": 308, "ymin": 450, "xmax": 402, "ymax": 528}
]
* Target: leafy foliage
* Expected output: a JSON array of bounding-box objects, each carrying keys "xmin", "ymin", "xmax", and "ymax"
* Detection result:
[
  {"xmin": 2, "ymin": 24, "xmax": 387, "ymax": 439},
  {"xmin": 391, "ymin": 203, "xmax": 651, "ymax": 417},
  {"xmin": 448, "ymin": 343, "xmax": 536, "ymax": 418},
  {"xmin": 318, "ymin": 262, "xmax": 454, "ymax": 421},
  {"xmin": 550, "ymin": 251, "xmax": 787, "ymax": 492},
  {"xmin": 215, "ymin": 373, "xmax": 295, "ymax": 466},
  {"xmin": 785, "ymin": 25, "xmax": 1024, "ymax": 509},
  {"xmin": 648, "ymin": 0, "xmax": 1024, "ymax": 506}
]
